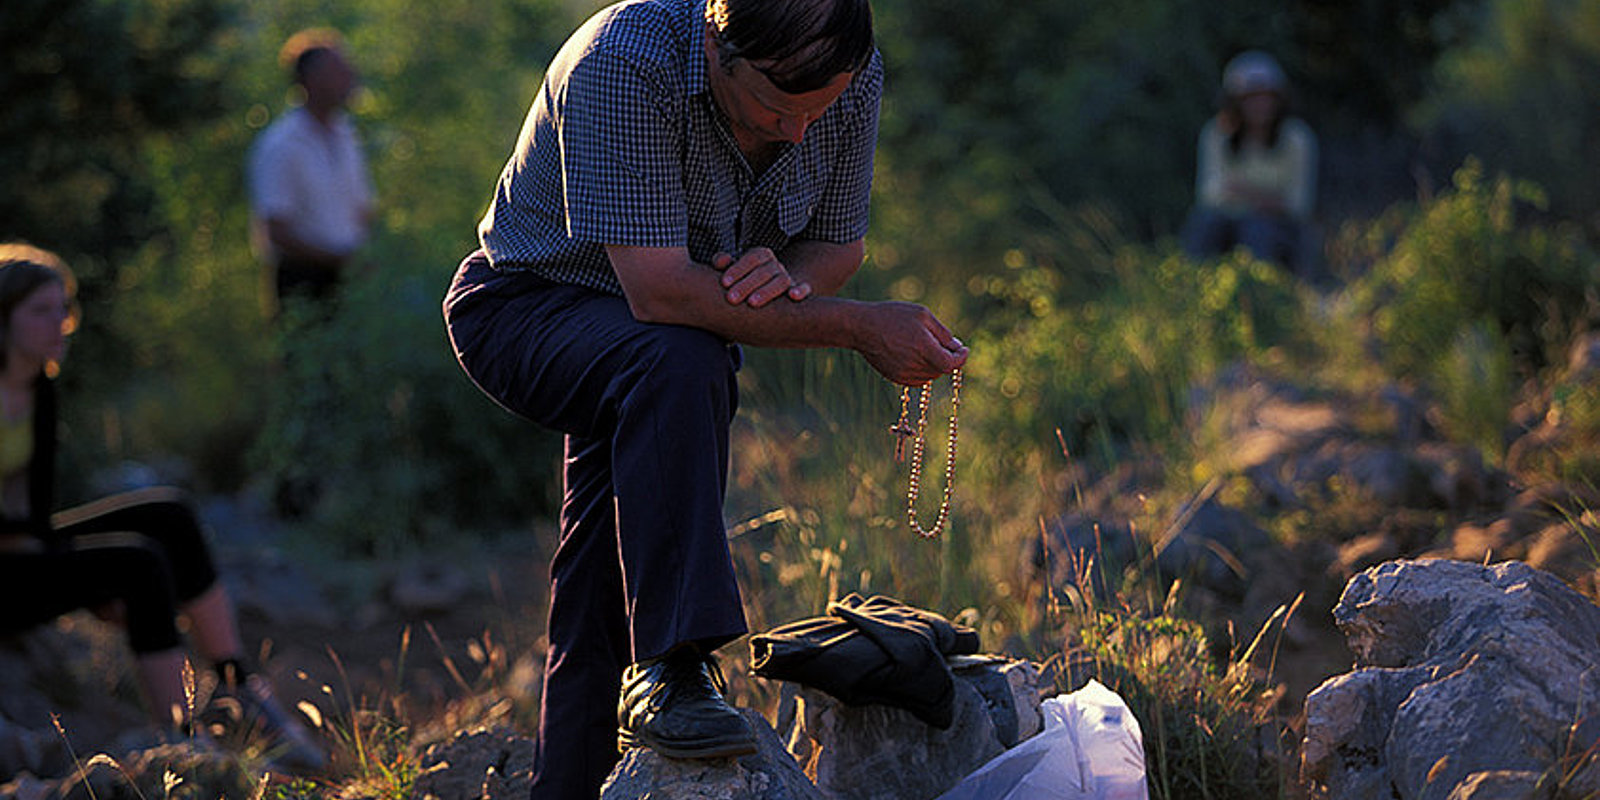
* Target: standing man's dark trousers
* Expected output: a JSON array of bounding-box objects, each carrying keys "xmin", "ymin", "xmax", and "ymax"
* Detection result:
[{"xmin": 443, "ymin": 251, "xmax": 748, "ymax": 798}]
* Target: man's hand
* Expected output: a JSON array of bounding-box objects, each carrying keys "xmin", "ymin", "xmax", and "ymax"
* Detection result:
[
  {"xmin": 712, "ymin": 248, "xmax": 813, "ymax": 307},
  {"xmin": 855, "ymin": 301, "xmax": 969, "ymax": 386}
]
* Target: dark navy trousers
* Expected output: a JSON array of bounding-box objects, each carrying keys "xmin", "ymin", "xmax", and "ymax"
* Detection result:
[{"xmin": 443, "ymin": 251, "xmax": 747, "ymax": 799}]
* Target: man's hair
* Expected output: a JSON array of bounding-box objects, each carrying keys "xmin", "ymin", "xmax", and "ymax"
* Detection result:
[
  {"xmin": 706, "ymin": 0, "xmax": 874, "ymax": 94},
  {"xmin": 278, "ymin": 28, "xmax": 345, "ymax": 85}
]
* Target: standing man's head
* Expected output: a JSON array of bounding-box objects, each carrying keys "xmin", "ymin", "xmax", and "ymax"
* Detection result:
[
  {"xmin": 704, "ymin": 0, "xmax": 874, "ymax": 146},
  {"xmin": 279, "ymin": 28, "xmax": 357, "ymax": 117}
]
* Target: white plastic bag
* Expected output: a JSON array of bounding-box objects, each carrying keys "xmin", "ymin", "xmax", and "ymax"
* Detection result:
[{"xmin": 935, "ymin": 679, "xmax": 1148, "ymax": 800}]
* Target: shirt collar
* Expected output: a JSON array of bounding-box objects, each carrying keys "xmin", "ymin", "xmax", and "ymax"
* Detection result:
[{"xmin": 288, "ymin": 106, "xmax": 349, "ymax": 135}]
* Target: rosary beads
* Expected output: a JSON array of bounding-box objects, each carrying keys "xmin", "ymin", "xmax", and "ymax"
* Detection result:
[{"xmin": 889, "ymin": 368, "xmax": 962, "ymax": 538}]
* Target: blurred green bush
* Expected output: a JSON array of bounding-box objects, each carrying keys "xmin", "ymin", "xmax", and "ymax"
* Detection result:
[
  {"xmin": 250, "ymin": 254, "xmax": 561, "ymax": 555},
  {"xmin": 1350, "ymin": 162, "xmax": 1598, "ymax": 458},
  {"xmin": 964, "ymin": 242, "xmax": 1307, "ymax": 472}
]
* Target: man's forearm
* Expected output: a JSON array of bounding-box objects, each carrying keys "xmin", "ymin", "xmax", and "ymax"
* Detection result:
[
  {"xmin": 621, "ymin": 254, "xmax": 868, "ymax": 350},
  {"xmin": 781, "ymin": 239, "xmax": 864, "ymax": 297},
  {"xmin": 609, "ymin": 243, "xmax": 965, "ymax": 386}
]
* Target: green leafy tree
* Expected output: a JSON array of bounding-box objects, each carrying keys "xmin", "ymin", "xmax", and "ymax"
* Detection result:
[
  {"xmin": 0, "ymin": 0, "xmax": 232, "ymax": 261},
  {"xmin": 1418, "ymin": 0, "xmax": 1600, "ymax": 223},
  {"xmin": 1, "ymin": 0, "xmax": 243, "ymax": 494}
]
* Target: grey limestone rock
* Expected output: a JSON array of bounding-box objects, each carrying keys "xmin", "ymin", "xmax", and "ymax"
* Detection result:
[
  {"xmin": 777, "ymin": 658, "xmax": 1044, "ymax": 800},
  {"xmin": 1302, "ymin": 559, "xmax": 1600, "ymax": 800},
  {"xmin": 600, "ymin": 709, "xmax": 823, "ymax": 800},
  {"xmin": 412, "ymin": 726, "xmax": 534, "ymax": 800}
]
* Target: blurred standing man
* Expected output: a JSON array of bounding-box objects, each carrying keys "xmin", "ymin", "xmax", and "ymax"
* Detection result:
[
  {"xmin": 441, "ymin": 0, "xmax": 966, "ymax": 796},
  {"xmin": 248, "ymin": 28, "xmax": 375, "ymax": 311}
]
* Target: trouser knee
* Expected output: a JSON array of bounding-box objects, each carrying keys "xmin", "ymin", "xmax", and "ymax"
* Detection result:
[
  {"xmin": 106, "ymin": 540, "xmax": 183, "ymax": 654},
  {"xmin": 630, "ymin": 326, "xmax": 737, "ymax": 392}
]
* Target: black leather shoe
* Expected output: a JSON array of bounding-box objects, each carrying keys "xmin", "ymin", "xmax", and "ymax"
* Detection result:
[{"xmin": 617, "ymin": 649, "xmax": 757, "ymax": 759}]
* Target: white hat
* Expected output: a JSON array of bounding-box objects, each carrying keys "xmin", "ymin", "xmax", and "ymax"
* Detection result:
[{"xmin": 1222, "ymin": 50, "xmax": 1287, "ymax": 96}]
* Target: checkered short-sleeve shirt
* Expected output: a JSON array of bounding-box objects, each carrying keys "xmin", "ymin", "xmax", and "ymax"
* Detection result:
[{"xmin": 477, "ymin": 0, "xmax": 883, "ymax": 296}]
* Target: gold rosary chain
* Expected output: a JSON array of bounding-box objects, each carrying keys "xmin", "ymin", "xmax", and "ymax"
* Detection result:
[{"xmin": 894, "ymin": 368, "xmax": 962, "ymax": 538}]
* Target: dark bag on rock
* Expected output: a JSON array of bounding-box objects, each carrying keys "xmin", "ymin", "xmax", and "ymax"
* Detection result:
[{"xmin": 749, "ymin": 593, "xmax": 980, "ymax": 728}]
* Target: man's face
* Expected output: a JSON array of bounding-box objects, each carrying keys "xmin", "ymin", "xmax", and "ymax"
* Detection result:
[
  {"xmin": 304, "ymin": 49, "xmax": 357, "ymax": 108},
  {"xmin": 705, "ymin": 33, "xmax": 853, "ymax": 148}
]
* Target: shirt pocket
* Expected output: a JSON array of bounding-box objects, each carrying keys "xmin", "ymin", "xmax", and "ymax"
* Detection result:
[{"xmin": 777, "ymin": 183, "xmax": 820, "ymax": 238}]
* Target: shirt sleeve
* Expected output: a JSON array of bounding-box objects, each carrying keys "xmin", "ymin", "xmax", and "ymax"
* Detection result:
[
  {"xmin": 247, "ymin": 128, "xmax": 298, "ymax": 220},
  {"xmin": 1195, "ymin": 118, "xmax": 1226, "ymax": 209},
  {"xmin": 1283, "ymin": 119, "xmax": 1318, "ymax": 220},
  {"xmin": 556, "ymin": 50, "xmax": 687, "ymax": 248}
]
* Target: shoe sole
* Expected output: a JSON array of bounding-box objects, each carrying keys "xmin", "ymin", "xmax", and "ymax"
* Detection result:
[{"xmin": 617, "ymin": 728, "xmax": 759, "ymax": 760}]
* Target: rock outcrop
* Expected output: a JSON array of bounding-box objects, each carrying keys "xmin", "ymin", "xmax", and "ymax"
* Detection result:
[
  {"xmin": 601, "ymin": 709, "xmax": 822, "ymax": 800},
  {"xmin": 413, "ymin": 726, "xmax": 535, "ymax": 800},
  {"xmin": 412, "ymin": 657, "xmax": 1045, "ymax": 800},
  {"xmin": 777, "ymin": 657, "xmax": 1043, "ymax": 800},
  {"xmin": 1302, "ymin": 559, "xmax": 1600, "ymax": 800}
]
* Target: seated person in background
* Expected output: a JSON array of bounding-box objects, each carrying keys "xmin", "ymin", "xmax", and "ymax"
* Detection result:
[
  {"xmin": 0, "ymin": 243, "xmax": 324, "ymax": 771},
  {"xmin": 1181, "ymin": 50, "xmax": 1318, "ymax": 273}
]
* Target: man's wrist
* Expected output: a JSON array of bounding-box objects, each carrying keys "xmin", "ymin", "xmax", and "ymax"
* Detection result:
[{"xmin": 821, "ymin": 297, "xmax": 870, "ymax": 351}]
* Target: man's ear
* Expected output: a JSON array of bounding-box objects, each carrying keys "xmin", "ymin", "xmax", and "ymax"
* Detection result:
[
  {"xmin": 704, "ymin": 21, "xmax": 740, "ymax": 75},
  {"xmin": 702, "ymin": 22, "xmax": 719, "ymax": 65}
]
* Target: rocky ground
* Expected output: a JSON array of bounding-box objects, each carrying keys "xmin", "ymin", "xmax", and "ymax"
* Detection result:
[
  {"xmin": 0, "ymin": 490, "xmax": 553, "ymax": 798},
  {"xmin": 1034, "ymin": 335, "xmax": 1600, "ymax": 719},
  {"xmin": 2, "ymin": 335, "xmax": 1597, "ymax": 798}
]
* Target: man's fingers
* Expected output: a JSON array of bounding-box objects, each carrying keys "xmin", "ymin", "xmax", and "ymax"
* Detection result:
[
  {"xmin": 730, "ymin": 274, "xmax": 792, "ymax": 306},
  {"xmin": 719, "ymin": 249, "xmax": 776, "ymax": 287},
  {"xmin": 726, "ymin": 260, "xmax": 796, "ymax": 306}
]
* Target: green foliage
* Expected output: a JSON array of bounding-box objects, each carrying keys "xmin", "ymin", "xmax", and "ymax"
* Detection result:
[
  {"xmin": 867, "ymin": 0, "xmax": 1477, "ymax": 313},
  {"xmin": 1350, "ymin": 162, "xmax": 1598, "ymax": 456},
  {"xmin": 1436, "ymin": 321, "xmax": 1516, "ymax": 458},
  {"xmin": 251, "ymin": 257, "xmax": 561, "ymax": 556},
  {"xmin": 965, "ymin": 244, "xmax": 1306, "ymax": 470},
  {"xmin": 868, "ymin": 0, "xmax": 1232, "ymax": 303},
  {"xmin": 1070, "ymin": 608, "xmax": 1283, "ymax": 800},
  {"xmin": 1552, "ymin": 391, "xmax": 1600, "ymax": 486},
  {"xmin": 1291, "ymin": 0, "xmax": 1471, "ymax": 132},
  {"xmin": 1418, "ymin": 0, "xmax": 1600, "ymax": 222},
  {"xmin": 1519, "ymin": 371, "xmax": 1600, "ymax": 488},
  {"xmin": 1, "ymin": 0, "xmax": 252, "ymax": 496},
  {"xmin": 0, "ymin": 0, "xmax": 235, "ymax": 259}
]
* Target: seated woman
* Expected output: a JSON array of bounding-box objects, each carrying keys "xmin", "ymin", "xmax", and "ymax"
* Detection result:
[
  {"xmin": 0, "ymin": 243, "xmax": 323, "ymax": 771},
  {"xmin": 1181, "ymin": 50, "xmax": 1318, "ymax": 273}
]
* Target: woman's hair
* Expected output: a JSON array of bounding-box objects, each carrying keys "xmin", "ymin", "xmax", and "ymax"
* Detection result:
[
  {"xmin": 0, "ymin": 243, "xmax": 79, "ymax": 376},
  {"xmin": 706, "ymin": 0, "xmax": 874, "ymax": 95},
  {"xmin": 1219, "ymin": 92, "xmax": 1288, "ymax": 153},
  {"xmin": 1216, "ymin": 50, "xmax": 1291, "ymax": 153}
]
